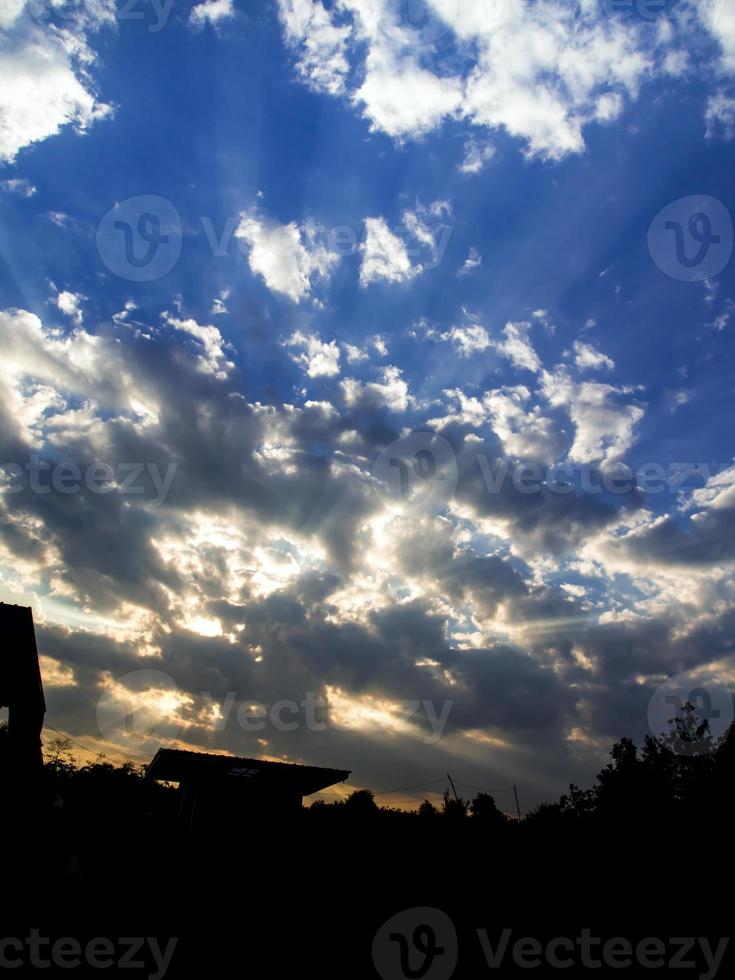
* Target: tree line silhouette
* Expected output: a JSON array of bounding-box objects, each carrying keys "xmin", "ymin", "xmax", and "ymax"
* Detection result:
[
  {"xmin": 4, "ymin": 703, "xmax": 734, "ymax": 977},
  {"xmin": 3, "ymin": 701, "xmax": 732, "ymax": 867}
]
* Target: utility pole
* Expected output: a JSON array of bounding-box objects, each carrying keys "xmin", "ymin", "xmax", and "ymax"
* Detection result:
[
  {"xmin": 513, "ymin": 784, "xmax": 522, "ymax": 822},
  {"xmin": 447, "ymin": 772, "xmax": 460, "ymax": 803}
]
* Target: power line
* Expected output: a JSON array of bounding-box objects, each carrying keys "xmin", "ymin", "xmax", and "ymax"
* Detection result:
[
  {"xmin": 316, "ymin": 776, "xmax": 514, "ymax": 800},
  {"xmin": 373, "ymin": 777, "xmax": 448, "ymax": 796},
  {"xmin": 42, "ymin": 724, "xmax": 104, "ymax": 759},
  {"xmin": 454, "ymin": 779, "xmax": 515, "ymax": 795}
]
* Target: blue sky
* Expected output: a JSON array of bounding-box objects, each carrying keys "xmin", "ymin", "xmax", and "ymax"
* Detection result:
[{"xmin": 1, "ymin": 0, "xmax": 735, "ymax": 809}]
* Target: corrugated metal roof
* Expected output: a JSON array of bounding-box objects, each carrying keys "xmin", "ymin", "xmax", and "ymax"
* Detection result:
[{"xmin": 147, "ymin": 747, "xmax": 350, "ymax": 796}]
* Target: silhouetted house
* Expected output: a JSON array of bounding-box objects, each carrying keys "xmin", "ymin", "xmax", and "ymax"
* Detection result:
[
  {"xmin": 0, "ymin": 603, "xmax": 46, "ymax": 776},
  {"xmin": 147, "ymin": 748, "xmax": 350, "ymax": 832}
]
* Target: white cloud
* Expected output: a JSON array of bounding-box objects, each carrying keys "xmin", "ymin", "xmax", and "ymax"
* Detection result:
[
  {"xmin": 275, "ymin": 0, "xmax": 656, "ymax": 159},
  {"xmin": 342, "ymin": 365, "xmax": 410, "ymax": 412},
  {"xmin": 112, "ymin": 299, "xmax": 136, "ymax": 324},
  {"xmin": 436, "ymin": 385, "xmax": 566, "ymax": 464},
  {"xmin": 343, "ymin": 343, "xmax": 368, "ymax": 364},
  {"xmin": 277, "ymin": 0, "xmax": 352, "ymax": 96},
  {"xmin": 190, "ymin": 0, "xmax": 235, "ymax": 28},
  {"xmin": 235, "ymin": 210, "xmax": 338, "ymax": 302},
  {"xmin": 594, "ymin": 92, "xmax": 623, "ymax": 123},
  {"xmin": 287, "ymin": 331, "xmax": 341, "ymax": 378},
  {"xmin": 703, "ymin": 279, "xmax": 719, "ymax": 306},
  {"xmin": 684, "ymin": 462, "xmax": 735, "ymax": 514},
  {"xmin": 164, "ymin": 314, "xmax": 235, "ymax": 380},
  {"xmin": 541, "ymin": 368, "xmax": 644, "ymax": 464},
  {"xmin": 495, "ymin": 321, "xmax": 542, "ymax": 373},
  {"xmin": 462, "ymin": 3, "xmax": 649, "ymax": 160},
  {"xmin": 705, "ymin": 90, "xmax": 735, "ymax": 140},
  {"xmin": 428, "ymin": 389, "xmax": 487, "ymax": 430},
  {"xmin": 532, "ymin": 309, "xmax": 555, "ymax": 334},
  {"xmin": 0, "ymin": 0, "xmax": 24, "ymax": 30},
  {"xmin": 444, "ymin": 322, "xmax": 491, "ymax": 357},
  {"xmin": 211, "ymin": 289, "xmax": 230, "ymax": 315},
  {"xmin": 436, "ymin": 317, "xmax": 540, "ymax": 366},
  {"xmin": 351, "ymin": 44, "xmax": 463, "ymax": 139},
  {"xmin": 360, "ymin": 202, "xmax": 451, "ymax": 287},
  {"xmin": 458, "ymin": 247, "xmax": 482, "ymax": 277},
  {"xmin": 572, "ymin": 340, "xmax": 615, "ymax": 372},
  {"xmin": 372, "ymin": 335, "xmax": 388, "ymax": 356},
  {"xmin": 0, "ymin": 307, "xmax": 138, "ymax": 444},
  {"xmin": 0, "ymin": 13, "xmax": 112, "ymax": 163},
  {"xmin": 47, "ymin": 211, "xmax": 80, "ymax": 231},
  {"xmin": 459, "ymin": 136, "xmax": 495, "ymax": 175},
  {"xmin": 484, "ymin": 385, "xmax": 566, "ymax": 463},
  {"xmin": 708, "ymin": 298, "xmax": 734, "ymax": 332},
  {"xmin": 55, "ymin": 290, "xmax": 85, "ymax": 326},
  {"xmin": 698, "ymin": 0, "xmax": 735, "ymax": 72},
  {"xmin": 0, "ymin": 176, "xmax": 35, "ymax": 196},
  {"xmin": 360, "ymin": 216, "xmax": 419, "ymax": 286}
]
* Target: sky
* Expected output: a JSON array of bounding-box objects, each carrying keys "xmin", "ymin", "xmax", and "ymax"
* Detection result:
[{"xmin": 1, "ymin": 0, "xmax": 735, "ymax": 811}]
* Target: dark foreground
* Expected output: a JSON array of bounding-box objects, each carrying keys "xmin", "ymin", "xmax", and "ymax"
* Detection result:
[{"xmin": 3, "ymin": 714, "xmax": 734, "ymax": 978}]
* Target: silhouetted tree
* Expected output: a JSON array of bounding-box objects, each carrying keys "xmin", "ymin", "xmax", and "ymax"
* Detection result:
[
  {"xmin": 523, "ymin": 801, "xmax": 564, "ymax": 831},
  {"xmin": 417, "ymin": 799, "xmax": 439, "ymax": 820},
  {"xmin": 344, "ymin": 788, "xmax": 378, "ymax": 816},
  {"xmin": 659, "ymin": 700, "xmax": 715, "ymax": 757},
  {"xmin": 470, "ymin": 792, "xmax": 507, "ymax": 830},
  {"xmin": 442, "ymin": 789, "xmax": 468, "ymax": 821},
  {"xmin": 558, "ymin": 783, "xmax": 596, "ymax": 833},
  {"xmin": 44, "ymin": 735, "xmax": 75, "ymax": 772}
]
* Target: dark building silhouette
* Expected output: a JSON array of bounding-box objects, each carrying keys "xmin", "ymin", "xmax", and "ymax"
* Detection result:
[
  {"xmin": 0, "ymin": 602, "xmax": 46, "ymax": 776},
  {"xmin": 147, "ymin": 748, "xmax": 350, "ymax": 832}
]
